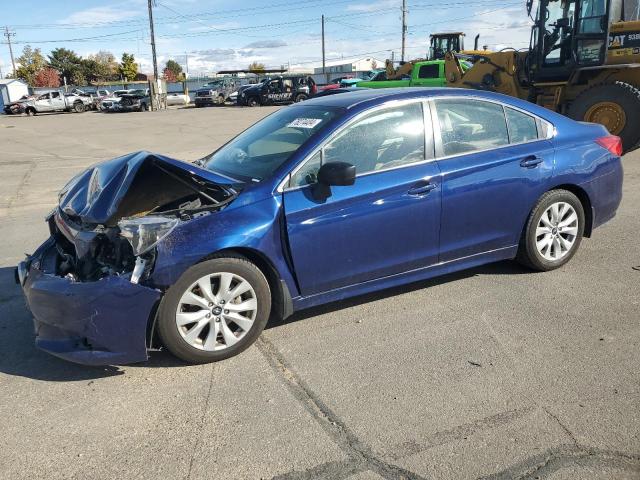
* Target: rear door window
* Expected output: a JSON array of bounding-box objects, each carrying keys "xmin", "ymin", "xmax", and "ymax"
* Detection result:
[{"xmin": 434, "ymin": 99, "xmax": 509, "ymax": 156}]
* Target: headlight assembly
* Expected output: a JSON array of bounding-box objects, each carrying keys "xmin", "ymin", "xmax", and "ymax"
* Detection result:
[{"xmin": 118, "ymin": 216, "xmax": 179, "ymax": 256}]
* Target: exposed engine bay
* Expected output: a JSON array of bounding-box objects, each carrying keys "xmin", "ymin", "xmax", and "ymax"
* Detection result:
[{"xmin": 48, "ymin": 153, "xmax": 238, "ymax": 282}]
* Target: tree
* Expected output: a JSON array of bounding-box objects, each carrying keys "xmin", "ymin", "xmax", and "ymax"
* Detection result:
[
  {"xmin": 165, "ymin": 59, "xmax": 183, "ymax": 80},
  {"xmin": 82, "ymin": 51, "xmax": 118, "ymax": 83},
  {"xmin": 48, "ymin": 48, "xmax": 83, "ymax": 84},
  {"xmin": 15, "ymin": 46, "xmax": 46, "ymax": 85},
  {"xmin": 163, "ymin": 67, "xmax": 177, "ymax": 83},
  {"xmin": 248, "ymin": 61, "xmax": 265, "ymax": 73},
  {"xmin": 119, "ymin": 53, "xmax": 138, "ymax": 81},
  {"xmin": 33, "ymin": 67, "xmax": 61, "ymax": 87}
]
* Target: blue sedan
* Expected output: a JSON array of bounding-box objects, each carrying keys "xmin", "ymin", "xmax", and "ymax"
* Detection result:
[{"xmin": 17, "ymin": 88, "xmax": 623, "ymax": 365}]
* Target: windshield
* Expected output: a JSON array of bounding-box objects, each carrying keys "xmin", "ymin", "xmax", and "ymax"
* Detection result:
[{"xmin": 203, "ymin": 105, "xmax": 343, "ymax": 182}]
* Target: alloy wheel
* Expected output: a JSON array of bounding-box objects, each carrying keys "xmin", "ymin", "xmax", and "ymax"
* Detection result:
[
  {"xmin": 535, "ymin": 201, "xmax": 579, "ymax": 261},
  {"xmin": 175, "ymin": 272, "xmax": 257, "ymax": 351}
]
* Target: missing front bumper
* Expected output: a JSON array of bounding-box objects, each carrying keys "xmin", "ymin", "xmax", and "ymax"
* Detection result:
[{"xmin": 20, "ymin": 241, "xmax": 162, "ymax": 366}]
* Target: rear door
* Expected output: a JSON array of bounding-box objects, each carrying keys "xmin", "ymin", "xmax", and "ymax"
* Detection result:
[
  {"xmin": 283, "ymin": 100, "xmax": 442, "ymax": 296},
  {"xmin": 432, "ymin": 97, "xmax": 555, "ymax": 261}
]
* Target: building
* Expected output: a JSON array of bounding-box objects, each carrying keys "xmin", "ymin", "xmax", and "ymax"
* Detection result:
[
  {"xmin": 0, "ymin": 79, "xmax": 29, "ymax": 111},
  {"xmin": 312, "ymin": 57, "xmax": 385, "ymax": 75}
]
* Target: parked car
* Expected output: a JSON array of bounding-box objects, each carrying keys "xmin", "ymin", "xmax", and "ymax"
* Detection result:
[
  {"xmin": 235, "ymin": 78, "xmax": 269, "ymax": 105},
  {"xmin": 21, "ymin": 90, "xmax": 93, "ymax": 115},
  {"xmin": 2, "ymin": 94, "xmax": 36, "ymax": 115},
  {"xmin": 112, "ymin": 89, "xmax": 151, "ymax": 112},
  {"xmin": 340, "ymin": 69, "xmax": 385, "ymax": 87},
  {"xmin": 16, "ymin": 88, "xmax": 623, "ymax": 366},
  {"xmin": 100, "ymin": 90, "xmax": 132, "ymax": 111},
  {"xmin": 238, "ymin": 76, "xmax": 317, "ymax": 106},
  {"xmin": 166, "ymin": 92, "xmax": 190, "ymax": 106},
  {"xmin": 355, "ymin": 60, "xmax": 446, "ymax": 88},
  {"xmin": 318, "ymin": 76, "xmax": 356, "ymax": 92},
  {"xmin": 194, "ymin": 79, "xmax": 237, "ymax": 107}
]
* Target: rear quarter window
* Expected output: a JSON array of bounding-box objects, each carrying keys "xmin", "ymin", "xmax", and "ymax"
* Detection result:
[{"xmin": 505, "ymin": 107, "xmax": 538, "ymax": 143}]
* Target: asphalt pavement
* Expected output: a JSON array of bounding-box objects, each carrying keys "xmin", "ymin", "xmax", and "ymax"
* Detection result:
[{"xmin": 0, "ymin": 106, "xmax": 638, "ymax": 480}]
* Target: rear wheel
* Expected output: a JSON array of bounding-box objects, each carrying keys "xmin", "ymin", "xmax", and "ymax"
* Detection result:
[
  {"xmin": 567, "ymin": 81, "xmax": 640, "ymax": 152},
  {"xmin": 157, "ymin": 256, "xmax": 271, "ymax": 364},
  {"xmin": 517, "ymin": 190, "xmax": 585, "ymax": 271},
  {"xmin": 294, "ymin": 94, "xmax": 307, "ymax": 103}
]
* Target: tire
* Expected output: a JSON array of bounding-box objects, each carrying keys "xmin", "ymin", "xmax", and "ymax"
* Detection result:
[
  {"xmin": 217, "ymin": 95, "xmax": 225, "ymax": 105},
  {"xmin": 73, "ymin": 102, "xmax": 85, "ymax": 113},
  {"xmin": 247, "ymin": 97, "xmax": 260, "ymax": 107},
  {"xmin": 157, "ymin": 256, "xmax": 271, "ymax": 364},
  {"xmin": 294, "ymin": 94, "xmax": 307, "ymax": 103},
  {"xmin": 567, "ymin": 81, "xmax": 640, "ymax": 152},
  {"xmin": 25, "ymin": 107, "xmax": 36, "ymax": 116},
  {"xmin": 140, "ymin": 103, "xmax": 148, "ymax": 112},
  {"xmin": 516, "ymin": 190, "xmax": 585, "ymax": 271}
]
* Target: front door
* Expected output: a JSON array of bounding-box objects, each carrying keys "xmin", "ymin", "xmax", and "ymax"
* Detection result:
[
  {"xmin": 431, "ymin": 98, "xmax": 555, "ymax": 261},
  {"xmin": 283, "ymin": 101, "xmax": 442, "ymax": 296},
  {"xmin": 49, "ymin": 91, "xmax": 65, "ymax": 110}
]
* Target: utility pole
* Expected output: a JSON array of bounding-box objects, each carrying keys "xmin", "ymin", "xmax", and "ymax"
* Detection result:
[
  {"xmin": 184, "ymin": 52, "xmax": 189, "ymax": 78},
  {"xmin": 147, "ymin": 0, "xmax": 159, "ymax": 110},
  {"xmin": 321, "ymin": 15, "xmax": 326, "ymax": 77},
  {"xmin": 401, "ymin": 0, "xmax": 407, "ymax": 62},
  {"xmin": 4, "ymin": 27, "xmax": 16, "ymax": 77}
]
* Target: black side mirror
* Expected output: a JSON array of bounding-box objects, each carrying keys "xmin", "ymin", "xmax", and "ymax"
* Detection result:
[
  {"xmin": 317, "ymin": 161, "xmax": 356, "ymax": 186},
  {"xmin": 313, "ymin": 161, "xmax": 356, "ymax": 201}
]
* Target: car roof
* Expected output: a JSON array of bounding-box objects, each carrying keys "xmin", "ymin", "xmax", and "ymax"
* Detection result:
[{"xmin": 299, "ymin": 87, "xmax": 561, "ymax": 120}]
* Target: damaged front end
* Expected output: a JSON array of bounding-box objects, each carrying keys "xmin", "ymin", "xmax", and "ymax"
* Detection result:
[
  {"xmin": 52, "ymin": 150, "xmax": 238, "ymax": 284},
  {"xmin": 18, "ymin": 151, "xmax": 240, "ymax": 365}
]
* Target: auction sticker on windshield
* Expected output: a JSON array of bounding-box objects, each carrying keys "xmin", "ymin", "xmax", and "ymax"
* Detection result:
[{"xmin": 287, "ymin": 118, "xmax": 323, "ymax": 129}]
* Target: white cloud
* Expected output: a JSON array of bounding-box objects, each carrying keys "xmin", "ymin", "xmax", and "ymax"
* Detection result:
[
  {"xmin": 60, "ymin": 6, "xmax": 141, "ymax": 24},
  {"xmin": 347, "ymin": 0, "xmax": 397, "ymax": 12}
]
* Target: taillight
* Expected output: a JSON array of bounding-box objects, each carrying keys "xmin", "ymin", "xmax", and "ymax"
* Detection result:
[{"xmin": 595, "ymin": 135, "xmax": 622, "ymax": 156}]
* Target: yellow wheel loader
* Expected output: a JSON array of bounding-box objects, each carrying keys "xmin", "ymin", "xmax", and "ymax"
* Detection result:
[{"xmin": 444, "ymin": 0, "xmax": 640, "ymax": 151}]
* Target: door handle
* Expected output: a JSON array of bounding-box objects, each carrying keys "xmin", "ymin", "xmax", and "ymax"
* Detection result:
[
  {"xmin": 408, "ymin": 182, "xmax": 437, "ymax": 196},
  {"xmin": 520, "ymin": 155, "xmax": 543, "ymax": 168}
]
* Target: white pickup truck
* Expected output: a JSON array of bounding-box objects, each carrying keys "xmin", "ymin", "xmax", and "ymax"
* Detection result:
[{"xmin": 22, "ymin": 90, "xmax": 93, "ymax": 115}]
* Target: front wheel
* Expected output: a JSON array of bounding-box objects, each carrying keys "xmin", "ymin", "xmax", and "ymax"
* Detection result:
[
  {"xmin": 73, "ymin": 102, "xmax": 85, "ymax": 113},
  {"xmin": 247, "ymin": 97, "xmax": 259, "ymax": 107},
  {"xmin": 157, "ymin": 257, "xmax": 271, "ymax": 364},
  {"xmin": 517, "ymin": 190, "xmax": 585, "ymax": 271}
]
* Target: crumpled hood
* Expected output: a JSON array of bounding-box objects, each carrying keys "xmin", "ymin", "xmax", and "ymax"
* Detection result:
[{"xmin": 58, "ymin": 151, "xmax": 238, "ymax": 226}]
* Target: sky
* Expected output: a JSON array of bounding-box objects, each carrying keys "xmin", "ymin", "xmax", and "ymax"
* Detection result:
[{"xmin": 0, "ymin": 0, "xmax": 537, "ymax": 77}]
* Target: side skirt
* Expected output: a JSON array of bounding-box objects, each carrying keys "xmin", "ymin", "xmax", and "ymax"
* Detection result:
[{"xmin": 292, "ymin": 245, "xmax": 518, "ymax": 311}]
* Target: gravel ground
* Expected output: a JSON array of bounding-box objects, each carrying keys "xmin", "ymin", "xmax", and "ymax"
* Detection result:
[{"xmin": 0, "ymin": 106, "xmax": 638, "ymax": 480}]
